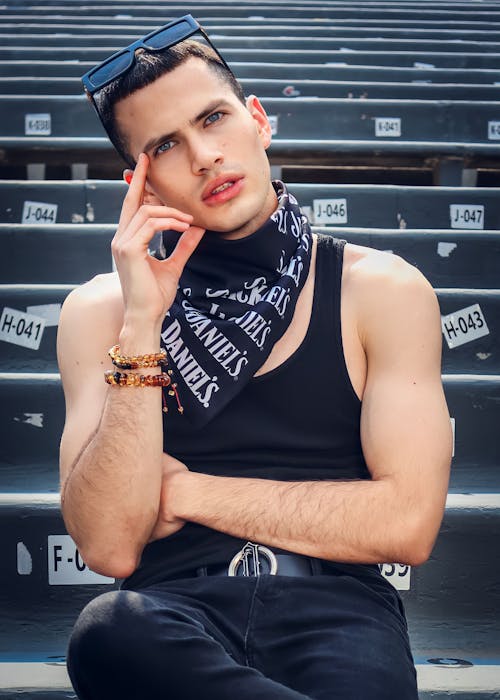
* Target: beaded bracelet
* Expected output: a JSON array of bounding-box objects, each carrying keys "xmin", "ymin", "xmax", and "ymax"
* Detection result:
[
  {"xmin": 108, "ymin": 345, "xmax": 168, "ymax": 370},
  {"xmin": 104, "ymin": 369, "xmax": 184, "ymax": 414},
  {"xmin": 104, "ymin": 370, "xmax": 171, "ymax": 388}
]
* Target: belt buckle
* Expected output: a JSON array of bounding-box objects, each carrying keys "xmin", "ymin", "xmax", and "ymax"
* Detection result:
[{"xmin": 228, "ymin": 541, "xmax": 278, "ymax": 577}]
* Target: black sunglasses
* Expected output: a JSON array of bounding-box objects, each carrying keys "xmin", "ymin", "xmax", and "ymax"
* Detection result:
[{"xmin": 81, "ymin": 14, "xmax": 230, "ymax": 95}]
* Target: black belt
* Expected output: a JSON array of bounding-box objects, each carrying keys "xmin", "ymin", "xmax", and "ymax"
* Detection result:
[{"xmin": 195, "ymin": 542, "xmax": 324, "ymax": 578}]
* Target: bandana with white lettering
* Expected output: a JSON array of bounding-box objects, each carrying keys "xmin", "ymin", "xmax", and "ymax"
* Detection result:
[{"xmin": 159, "ymin": 181, "xmax": 312, "ymax": 427}]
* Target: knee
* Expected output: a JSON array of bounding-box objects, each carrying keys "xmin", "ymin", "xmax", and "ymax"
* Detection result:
[{"xmin": 68, "ymin": 590, "xmax": 149, "ymax": 675}]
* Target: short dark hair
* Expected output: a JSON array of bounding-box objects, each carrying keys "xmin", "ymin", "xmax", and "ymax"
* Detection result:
[{"xmin": 93, "ymin": 39, "xmax": 246, "ymax": 166}]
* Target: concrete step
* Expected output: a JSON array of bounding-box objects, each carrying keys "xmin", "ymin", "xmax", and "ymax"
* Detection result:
[
  {"xmin": 0, "ymin": 372, "xmax": 498, "ymax": 490},
  {"xmin": 3, "ymin": 75, "xmax": 500, "ymax": 100},
  {"xmin": 1, "ymin": 94, "xmax": 500, "ymax": 143},
  {"xmin": 1, "ymin": 59, "xmax": 499, "ymax": 84},
  {"xmin": 0, "ymin": 286, "xmax": 498, "ymax": 374},
  {"xmin": 0, "ymin": 492, "xmax": 498, "ymax": 676},
  {"xmin": 3, "ymin": 181, "xmax": 500, "ymax": 230},
  {"xmin": 1, "ymin": 225, "xmax": 499, "ymax": 288},
  {"xmin": 1, "ymin": 660, "xmax": 499, "ymax": 698}
]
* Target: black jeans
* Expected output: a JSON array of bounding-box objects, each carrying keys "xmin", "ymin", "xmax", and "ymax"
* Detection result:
[{"xmin": 67, "ymin": 568, "xmax": 418, "ymax": 700}]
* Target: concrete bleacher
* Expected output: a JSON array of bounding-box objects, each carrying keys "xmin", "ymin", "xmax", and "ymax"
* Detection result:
[
  {"xmin": 1, "ymin": 1, "xmax": 499, "ymax": 698},
  {"xmin": 2, "ymin": 181, "xmax": 500, "ymax": 227},
  {"xmin": 5, "ymin": 76, "xmax": 500, "ymax": 100},
  {"xmin": 3, "ymin": 223, "xmax": 500, "ymax": 287},
  {"xmin": 3, "ymin": 45, "xmax": 500, "ymax": 69},
  {"xmin": 7, "ymin": 33, "xmax": 500, "ymax": 54},
  {"xmin": 2, "ymin": 284, "xmax": 497, "ymax": 375},
  {"xmin": 2, "ymin": 94, "xmax": 500, "ymax": 184},
  {"xmin": 3, "ymin": 60, "xmax": 500, "ymax": 84}
]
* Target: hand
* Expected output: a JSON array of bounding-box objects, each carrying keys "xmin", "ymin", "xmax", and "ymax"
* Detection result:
[
  {"xmin": 112, "ymin": 153, "xmax": 205, "ymax": 326},
  {"xmin": 149, "ymin": 453, "xmax": 189, "ymax": 542}
]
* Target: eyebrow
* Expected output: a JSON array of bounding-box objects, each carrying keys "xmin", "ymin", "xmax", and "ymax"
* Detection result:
[{"xmin": 142, "ymin": 99, "xmax": 232, "ymax": 155}]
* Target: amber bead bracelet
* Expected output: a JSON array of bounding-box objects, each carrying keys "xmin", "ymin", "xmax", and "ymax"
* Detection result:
[
  {"xmin": 108, "ymin": 344, "xmax": 168, "ymax": 370},
  {"xmin": 104, "ymin": 370, "xmax": 172, "ymax": 388}
]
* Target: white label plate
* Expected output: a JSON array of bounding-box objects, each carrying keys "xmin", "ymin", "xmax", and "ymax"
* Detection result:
[
  {"xmin": 22, "ymin": 200, "xmax": 58, "ymax": 224},
  {"xmin": 313, "ymin": 198, "xmax": 348, "ymax": 224},
  {"xmin": 0, "ymin": 307, "xmax": 45, "ymax": 350},
  {"xmin": 25, "ymin": 113, "xmax": 51, "ymax": 136},
  {"xmin": 375, "ymin": 117, "xmax": 401, "ymax": 137},
  {"xmin": 268, "ymin": 115, "xmax": 278, "ymax": 135},
  {"xmin": 26, "ymin": 303, "xmax": 61, "ymax": 327},
  {"xmin": 449, "ymin": 204, "xmax": 484, "ymax": 230},
  {"xmin": 441, "ymin": 303, "xmax": 489, "ymax": 349},
  {"xmin": 488, "ymin": 121, "xmax": 500, "ymax": 140},
  {"xmin": 48, "ymin": 535, "xmax": 115, "ymax": 585},
  {"xmin": 379, "ymin": 563, "xmax": 411, "ymax": 590}
]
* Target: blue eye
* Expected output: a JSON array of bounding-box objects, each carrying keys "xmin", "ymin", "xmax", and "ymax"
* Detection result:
[
  {"xmin": 155, "ymin": 140, "xmax": 175, "ymax": 156},
  {"xmin": 205, "ymin": 111, "xmax": 223, "ymax": 125}
]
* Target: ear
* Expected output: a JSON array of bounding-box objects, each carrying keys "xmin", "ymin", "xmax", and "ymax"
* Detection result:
[
  {"xmin": 122, "ymin": 168, "xmax": 164, "ymax": 206},
  {"xmin": 245, "ymin": 95, "xmax": 273, "ymax": 149}
]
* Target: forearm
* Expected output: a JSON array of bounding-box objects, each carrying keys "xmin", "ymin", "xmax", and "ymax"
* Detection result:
[
  {"xmin": 172, "ymin": 472, "xmax": 435, "ymax": 566},
  {"xmin": 61, "ymin": 324, "xmax": 164, "ymax": 577}
]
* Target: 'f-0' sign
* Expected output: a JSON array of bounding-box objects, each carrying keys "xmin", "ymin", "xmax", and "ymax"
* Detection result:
[{"xmin": 48, "ymin": 535, "xmax": 115, "ymax": 585}]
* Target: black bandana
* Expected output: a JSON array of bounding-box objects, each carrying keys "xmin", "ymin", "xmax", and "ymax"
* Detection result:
[{"xmin": 159, "ymin": 181, "xmax": 313, "ymax": 427}]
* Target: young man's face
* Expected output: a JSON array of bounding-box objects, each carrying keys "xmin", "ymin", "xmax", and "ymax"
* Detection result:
[{"xmin": 114, "ymin": 56, "xmax": 278, "ymax": 239}]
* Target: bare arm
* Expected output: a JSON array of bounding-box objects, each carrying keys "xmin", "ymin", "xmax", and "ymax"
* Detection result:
[
  {"xmin": 58, "ymin": 154, "xmax": 204, "ymax": 579},
  {"xmin": 154, "ymin": 254, "xmax": 452, "ymax": 566}
]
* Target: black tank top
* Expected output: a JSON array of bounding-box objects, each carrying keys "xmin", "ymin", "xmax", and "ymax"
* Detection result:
[{"xmin": 123, "ymin": 235, "xmax": 371, "ymax": 589}]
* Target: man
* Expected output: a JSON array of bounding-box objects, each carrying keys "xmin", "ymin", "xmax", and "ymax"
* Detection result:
[{"xmin": 58, "ymin": 16, "xmax": 452, "ymax": 700}]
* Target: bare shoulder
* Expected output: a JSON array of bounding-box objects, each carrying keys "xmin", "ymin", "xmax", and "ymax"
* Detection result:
[
  {"xmin": 58, "ymin": 272, "xmax": 124, "ymax": 368},
  {"xmin": 63, "ymin": 272, "xmax": 122, "ymax": 310},
  {"xmin": 342, "ymin": 243, "xmax": 441, "ymax": 355},
  {"xmin": 343, "ymin": 242, "xmax": 436, "ymax": 306},
  {"xmin": 343, "ymin": 242, "xmax": 430, "ymax": 286},
  {"xmin": 60, "ymin": 272, "xmax": 123, "ymax": 329}
]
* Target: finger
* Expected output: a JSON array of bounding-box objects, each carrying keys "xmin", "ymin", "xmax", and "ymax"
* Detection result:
[
  {"xmin": 118, "ymin": 205, "xmax": 194, "ymax": 245},
  {"xmin": 118, "ymin": 153, "xmax": 149, "ymax": 229},
  {"xmin": 166, "ymin": 225, "xmax": 206, "ymax": 276},
  {"xmin": 113, "ymin": 217, "xmax": 195, "ymax": 260}
]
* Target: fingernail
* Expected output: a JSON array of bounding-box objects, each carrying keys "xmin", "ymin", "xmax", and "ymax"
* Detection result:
[{"xmin": 125, "ymin": 173, "xmax": 132, "ymax": 185}]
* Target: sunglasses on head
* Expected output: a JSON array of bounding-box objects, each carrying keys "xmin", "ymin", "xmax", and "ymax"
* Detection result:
[{"xmin": 81, "ymin": 14, "xmax": 230, "ymax": 95}]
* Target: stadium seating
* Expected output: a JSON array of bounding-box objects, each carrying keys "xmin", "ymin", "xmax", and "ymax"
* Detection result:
[
  {"xmin": 1, "ymin": 1, "xmax": 499, "ymax": 698},
  {"xmin": 4, "ymin": 76, "xmax": 500, "ymax": 100},
  {"xmin": 3, "ymin": 181, "xmax": 500, "ymax": 228},
  {"xmin": 2, "ymin": 284, "xmax": 497, "ymax": 374},
  {"xmin": 2, "ymin": 223, "xmax": 500, "ymax": 287},
  {"xmin": 2, "ymin": 94, "xmax": 500, "ymax": 186},
  {"xmin": 3, "ymin": 60, "xmax": 500, "ymax": 85}
]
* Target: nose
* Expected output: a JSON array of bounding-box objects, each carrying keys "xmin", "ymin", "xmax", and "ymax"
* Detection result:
[{"xmin": 189, "ymin": 134, "xmax": 224, "ymax": 174}]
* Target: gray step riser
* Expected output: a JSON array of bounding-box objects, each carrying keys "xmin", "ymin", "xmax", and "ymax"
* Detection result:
[
  {"xmin": 0, "ymin": 47, "xmax": 498, "ymax": 68},
  {"xmin": 2, "ymin": 96, "xmax": 500, "ymax": 144},
  {"xmin": 3, "ymin": 182, "xmax": 500, "ymax": 230},
  {"xmin": 0, "ymin": 498, "xmax": 498, "ymax": 655},
  {"xmin": 0, "ymin": 376, "xmax": 498, "ymax": 492},
  {"xmin": 2, "ymin": 14, "xmax": 500, "ymax": 33},
  {"xmin": 6, "ymin": 35, "xmax": 500, "ymax": 53},
  {"xmin": 1, "ymin": 61, "xmax": 499, "ymax": 83},
  {"xmin": 5, "ymin": 21, "xmax": 500, "ymax": 41},
  {"xmin": 0, "ymin": 288, "xmax": 498, "ymax": 374},
  {"xmin": 3, "ymin": 78, "xmax": 500, "ymax": 101},
  {"xmin": 1, "ymin": 226, "xmax": 500, "ymax": 289},
  {"xmin": 2, "ymin": 4, "xmax": 499, "ymax": 21}
]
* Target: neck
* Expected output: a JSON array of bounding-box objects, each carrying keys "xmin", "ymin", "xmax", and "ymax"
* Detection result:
[{"xmin": 215, "ymin": 182, "xmax": 279, "ymax": 241}]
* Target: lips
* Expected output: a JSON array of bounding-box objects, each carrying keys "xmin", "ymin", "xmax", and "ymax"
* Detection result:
[{"xmin": 202, "ymin": 175, "xmax": 244, "ymax": 203}]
